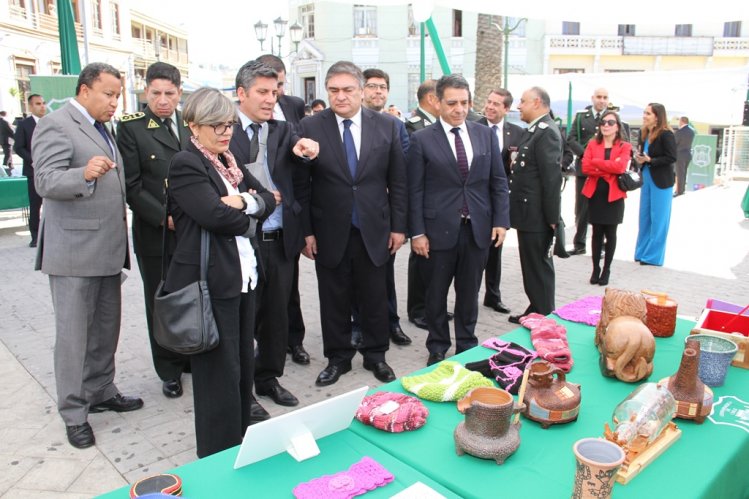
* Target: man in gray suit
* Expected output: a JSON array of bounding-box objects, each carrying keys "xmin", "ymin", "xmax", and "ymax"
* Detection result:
[{"xmin": 33, "ymin": 63, "xmax": 143, "ymax": 449}]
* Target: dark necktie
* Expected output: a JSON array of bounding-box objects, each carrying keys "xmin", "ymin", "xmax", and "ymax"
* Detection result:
[
  {"xmin": 163, "ymin": 117, "xmax": 179, "ymax": 147},
  {"xmin": 492, "ymin": 124, "xmax": 502, "ymax": 151},
  {"xmin": 595, "ymin": 112, "xmax": 601, "ymax": 122},
  {"xmin": 451, "ymin": 127, "xmax": 470, "ymax": 216},
  {"xmin": 343, "ymin": 119, "xmax": 359, "ymax": 226},
  {"xmin": 94, "ymin": 121, "xmax": 111, "ymax": 151},
  {"xmin": 249, "ymin": 123, "xmax": 260, "ymax": 163}
]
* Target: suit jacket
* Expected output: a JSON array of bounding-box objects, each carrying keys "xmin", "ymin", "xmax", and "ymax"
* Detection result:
[
  {"xmin": 33, "ymin": 102, "xmax": 130, "ymax": 276},
  {"xmin": 408, "ymin": 121, "xmax": 509, "ymax": 251},
  {"xmin": 405, "ymin": 108, "xmax": 435, "ymax": 136},
  {"xmin": 229, "ymin": 119, "xmax": 305, "ymax": 260},
  {"xmin": 0, "ymin": 118, "xmax": 12, "ymax": 146},
  {"xmin": 13, "ymin": 116, "xmax": 36, "ymax": 177},
  {"xmin": 118, "ymin": 107, "xmax": 190, "ymax": 257},
  {"xmin": 581, "ymin": 139, "xmax": 632, "ymax": 202},
  {"xmin": 509, "ymin": 114, "xmax": 563, "ymax": 232},
  {"xmin": 478, "ymin": 117, "xmax": 525, "ymax": 175},
  {"xmin": 279, "ymin": 94, "xmax": 305, "ymax": 131},
  {"xmin": 297, "ymin": 107, "xmax": 408, "ymax": 268},
  {"xmin": 164, "ymin": 141, "xmax": 275, "ymax": 299},
  {"xmin": 639, "ymin": 129, "xmax": 677, "ymax": 189},
  {"xmin": 675, "ymin": 126, "xmax": 696, "ymax": 154}
]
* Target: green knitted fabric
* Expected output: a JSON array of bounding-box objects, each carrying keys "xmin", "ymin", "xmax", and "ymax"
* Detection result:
[{"xmin": 401, "ymin": 361, "xmax": 494, "ymax": 402}]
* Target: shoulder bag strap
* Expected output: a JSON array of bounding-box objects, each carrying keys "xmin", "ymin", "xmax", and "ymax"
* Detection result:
[
  {"xmin": 200, "ymin": 228, "xmax": 209, "ymax": 282},
  {"xmin": 160, "ymin": 179, "xmax": 171, "ymax": 281}
]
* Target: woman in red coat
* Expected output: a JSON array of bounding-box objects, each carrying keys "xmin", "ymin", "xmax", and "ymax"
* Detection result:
[{"xmin": 581, "ymin": 111, "xmax": 631, "ymax": 285}]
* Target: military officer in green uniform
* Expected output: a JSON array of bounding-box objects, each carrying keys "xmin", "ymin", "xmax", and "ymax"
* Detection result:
[{"xmin": 117, "ymin": 62, "xmax": 190, "ymax": 399}]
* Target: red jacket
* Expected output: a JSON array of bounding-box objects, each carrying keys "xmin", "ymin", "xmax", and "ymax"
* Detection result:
[{"xmin": 581, "ymin": 139, "xmax": 632, "ymax": 202}]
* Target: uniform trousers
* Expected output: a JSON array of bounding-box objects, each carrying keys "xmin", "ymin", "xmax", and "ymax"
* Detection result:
[{"xmin": 517, "ymin": 228, "xmax": 556, "ymax": 316}]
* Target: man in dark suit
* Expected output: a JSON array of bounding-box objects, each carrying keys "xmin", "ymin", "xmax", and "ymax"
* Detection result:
[
  {"xmin": 118, "ymin": 62, "xmax": 190, "ymax": 400},
  {"xmin": 479, "ymin": 88, "xmax": 524, "ymax": 316},
  {"xmin": 256, "ymin": 53, "xmax": 310, "ymax": 366},
  {"xmin": 13, "ymin": 93, "xmax": 46, "ymax": 247},
  {"xmin": 230, "ymin": 60, "xmax": 318, "ymax": 417},
  {"xmin": 509, "ymin": 87, "xmax": 563, "ymax": 324},
  {"xmin": 34, "ymin": 63, "xmax": 143, "ymax": 449},
  {"xmin": 408, "ymin": 75, "xmax": 510, "ymax": 366},
  {"xmin": 674, "ymin": 116, "xmax": 696, "ymax": 197},
  {"xmin": 297, "ymin": 60, "xmax": 407, "ymax": 386},
  {"xmin": 0, "ymin": 110, "xmax": 13, "ymax": 174}
]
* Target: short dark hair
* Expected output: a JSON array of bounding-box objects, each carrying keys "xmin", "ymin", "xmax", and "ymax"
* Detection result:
[
  {"xmin": 680, "ymin": 116, "xmax": 690, "ymax": 124},
  {"xmin": 530, "ymin": 86, "xmax": 551, "ymax": 108},
  {"xmin": 27, "ymin": 93, "xmax": 42, "ymax": 103},
  {"xmin": 235, "ymin": 60, "xmax": 278, "ymax": 92},
  {"xmin": 146, "ymin": 62, "xmax": 181, "ymax": 87},
  {"xmin": 76, "ymin": 62, "xmax": 121, "ymax": 95},
  {"xmin": 256, "ymin": 54, "xmax": 286, "ymax": 74},
  {"xmin": 435, "ymin": 74, "xmax": 470, "ymax": 101},
  {"xmin": 325, "ymin": 61, "xmax": 364, "ymax": 88},
  {"xmin": 416, "ymin": 79, "xmax": 436, "ymax": 103},
  {"xmin": 363, "ymin": 68, "xmax": 390, "ymax": 89},
  {"xmin": 489, "ymin": 88, "xmax": 513, "ymax": 108},
  {"xmin": 310, "ymin": 99, "xmax": 326, "ymax": 109}
]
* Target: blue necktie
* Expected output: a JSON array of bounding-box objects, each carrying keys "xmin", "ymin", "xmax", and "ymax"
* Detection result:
[
  {"xmin": 343, "ymin": 119, "xmax": 360, "ymax": 227},
  {"xmin": 94, "ymin": 121, "xmax": 111, "ymax": 152}
]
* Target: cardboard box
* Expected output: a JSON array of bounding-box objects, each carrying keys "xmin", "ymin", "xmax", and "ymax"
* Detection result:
[{"xmin": 691, "ymin": 309, "xmax": 749, "ymax": 368}]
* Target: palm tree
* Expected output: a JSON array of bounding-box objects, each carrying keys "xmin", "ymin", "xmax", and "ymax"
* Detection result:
[{"xmin": 474, "ymin": 14, "xmax": 503, "ymax": 112}]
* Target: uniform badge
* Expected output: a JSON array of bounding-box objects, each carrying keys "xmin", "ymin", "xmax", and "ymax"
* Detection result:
[
  {"xmin": 408, "ymin": 115, "xmax": 421, "ymax": 123},
  {"xmin": 538, "ymin": 122, "xmax": 549, "ymax": 129},
  {"xmin": 148, "ymin": 119, "xmax": 160, "ymax": 129},
  {"xmin": 120, "ymin": 112, "xmax": 145, "ymax": 122}
]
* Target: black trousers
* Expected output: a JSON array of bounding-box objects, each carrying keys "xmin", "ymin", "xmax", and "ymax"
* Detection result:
[
  {"xmin": 572, "ymin": 175, "xmax": 589, "ymax": 250},
  {"xmin": 315, "ymin": 227, "xmax": 389, "ymax": 364},
  {"xmin": 287, "ymin": 254, "xmax": 306, "ymax": 348},
  {"xmin": 675, "ymin": 154, "xmax": 691, "ymax": 195},
  {"xmin": 192, "ymin": 291, "xmax": 254, "ymax": 458},
  {"xmin": 26, "ymin": 176, "xmax": 42, "ymax": 241},
  {"xmin": 517, "ymin": 229, "xmax": 556, "ymax": 316},
  {"xmin": 254, "ymin": 235, "xmax": 294, "ymax": 387},
  {"xmin": 424, "ymin": 222, "xmax": 488, "ymax": 355},
  {"xmin": 2, "ymin": 144, "xmax": 11, "ymax": 167},
  {"xmin": 483, "ymin": 242, "xmax": 504, "ymax": 305},
  {"xmin": 407, "ymin": 249, "xmax": 427, "ymax": 320},
  {"xmin": 352, "ymin": 252, "xmax": 400, "ymax": 328},
  {"xmin": 134, "ymin": 252, "xmax": 188, "ymax": 381}
]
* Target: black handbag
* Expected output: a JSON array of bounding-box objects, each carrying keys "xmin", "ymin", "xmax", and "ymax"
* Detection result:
[
  {"xmin": 153, "ymin": 195, "xmax": 219, "ymax": 355},
  {"xmin": 617, "ymin": 166, "xmax": 643, "ymax": 192}
]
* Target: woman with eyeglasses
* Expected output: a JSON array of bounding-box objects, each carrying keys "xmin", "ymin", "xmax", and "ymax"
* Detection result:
[
  {"xmin": 164, "ymin": 87, "xmax": 275, "ymax": 457},
  {"xmin": 581, "ymin": 110, "xmax": 632, "ymax": 285},
  {"xmin": 633, "ymin": 103, "xmax": 677, "ymax": 266}
]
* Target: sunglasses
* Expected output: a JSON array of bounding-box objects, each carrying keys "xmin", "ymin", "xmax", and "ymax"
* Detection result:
[{"xmin": 600, "ymin": 119, "xmax": 618, "ymax": 127}]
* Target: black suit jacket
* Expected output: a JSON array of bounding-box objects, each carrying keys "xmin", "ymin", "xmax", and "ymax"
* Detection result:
[
  {"xmin": 509, "ymin": 114, "xmax": 563, "ymax": 232},
  {"xmin": 229, "ymin": 120, "xmax": 305, "ymax": 260},
  {"xmin": 408, "ymin": 121, "xmax": 509, "ymax": 251},
  {"xmin": 640, "ymin": 129, "xmax": 677, "ymax": 189},
  {"xmin": 297, "ymin": 107, "xmax": 408, "ymax": 268},
  {"xmin": 0, "ymin": 118, "xmax": 12, "ymax": 147},
  {"xmin": 478, "ymin": 117, "xmax": 525, "ymax": 175},
  {"xmin": 13, "ymin": 116, "xmax": 36, "ymax": 177},
  {"xmin": 279, "ymin": 95, "xmax": 305, "ymax": 131},
  {"xmin": 165, "ymin": 141, "xmax": 275, "ymax": 299},
  {"xmin": 675, "ymin": 126, "xmax": 695, "ymax": 154}
]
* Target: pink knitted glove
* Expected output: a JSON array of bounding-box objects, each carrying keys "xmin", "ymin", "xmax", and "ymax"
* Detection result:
[
  {"xmin": 519, "ymin": 313, "xmax": 573, "ymax": 372},
  {"xmin": 293, "ymin": 457, "xmax": 394, "ymax": 499}
]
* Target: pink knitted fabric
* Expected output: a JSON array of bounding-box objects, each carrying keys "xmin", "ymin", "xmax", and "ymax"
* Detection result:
[
  {"xmin": 519, "ymin": 313, "xmax": 573, "ymax": 372},
  {"xmin": 293, "ymin": 457, "xmax": 394, "ymax": 499},
  {"xmin": 553, "ymin": 295, "xmax": 603, "ymax": 326},
  {"xmin": 355, "ymin": 392, "xmax": 428, "ymax": 433}
]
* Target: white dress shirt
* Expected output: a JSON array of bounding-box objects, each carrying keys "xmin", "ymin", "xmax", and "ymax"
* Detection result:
[{"xmin": 439, "ymin": 118, "xmax": 473, "ymax": 168}]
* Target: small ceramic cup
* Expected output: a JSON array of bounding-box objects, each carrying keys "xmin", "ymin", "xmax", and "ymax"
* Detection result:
[
  {"xmin": 572, "ymin": 438, "xmax": 625, "ymax": 499},
  {"xmin": 688, "ymin": 334, "xmax": 738, "ymax": 387}
]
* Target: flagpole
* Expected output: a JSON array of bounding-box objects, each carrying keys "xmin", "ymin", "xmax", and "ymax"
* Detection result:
[{"xmin": 81, "ymin": 0, "xmax": 90, "ymax": 65}]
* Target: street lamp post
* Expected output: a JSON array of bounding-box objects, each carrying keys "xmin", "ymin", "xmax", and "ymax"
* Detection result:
[
  {"xmin": 254, "ymin": 20, "xmax": 268, "ymax": 51},
  {"xmin": 492, "ymin": 17, "xmax": 526, "ymax": 89},
  {"xmin": 273, "ymin": 17, "xmax": 288, "ymax": 56},
  {"xmin": 289, "ymin": 21, "xmax": 303, "ymax": 53}
]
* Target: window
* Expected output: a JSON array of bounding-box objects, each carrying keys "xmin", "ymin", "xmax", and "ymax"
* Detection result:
[
  {"xmin": 562, "ymin": 21, "xmax": 580, "ymax": 35},
  {"xmin": 674, "ymin": 24, "xmax": 692, "ymax": 37},
  {"xmin": 15, "ymin": 59, "xmax": 36, "ymax": 115},
  {"xmin": 132, "ymin": 24, "xmax": 142, "ymax": 39},
  {"xmin": 91, "ymin": 0, "xmax": 102, "ymax": 30},
  {"xmin": 43, "ymin": 0, "xmax": 55, "ymax": 15},
  {"xmin": 618, "ymin": 24, "xmax": 636, "ymax": 36},
  {"xmin": 70, "ymin": 0, "xmax": 81, "ymax": 23},
  {"xmin": 299, "ymin": 3, "xmax": 315, "ymax": 38},
  {"xmin": 452, "ymin": 10, "xmax": 462, "ymax": 37},
  {"xmin": 353, "ymin": 5, "xmax": 377, "ymax": 37},
  {"xmin": 9, "ymin": 0, "xmax": 26, "ymax": 11},
  {"xmin": 111, "ymin": 2, "xmax": 121, "ymax": 35},
  {"xmin": 723, "ymin": 21, "xmax": 741, "ymax": 37}
]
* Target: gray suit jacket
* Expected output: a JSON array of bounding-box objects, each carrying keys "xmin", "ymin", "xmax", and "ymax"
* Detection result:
[{"xmin": 33, "ymin": 102, "xmax": 130, "ymax": 276}]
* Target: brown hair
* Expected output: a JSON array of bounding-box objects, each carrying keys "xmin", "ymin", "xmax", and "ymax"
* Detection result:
[
  {"xmin": 595, "ymin": 111, "xmax": 624, "ymax": 144},
  {"xmin": 642, "ymin": 103, "xmax": 670, "ymax": 143}
]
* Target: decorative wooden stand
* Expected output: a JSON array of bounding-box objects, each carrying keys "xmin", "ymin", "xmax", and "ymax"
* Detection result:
[{"xmin": 603, "ymin": 421, "xmax": 682, "ymax": 484}]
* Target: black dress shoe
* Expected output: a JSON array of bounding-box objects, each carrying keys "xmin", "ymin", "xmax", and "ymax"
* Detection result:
[
  {"xmin": 256, "ymin": 382, "xmax": 299, "ymax": 407},
  {"xmin": 315, "ymin": 362, "xmax": 352, "ymax": 386},
  {"xmin": 363, "ymin": 360, "xmax": 396, "ymax": 382},
  {"xmin": 288, "ymin": 345, "xmax": 310, "ymax": 365},
  {"xmin": 569, "ymin": 248, "xmax": 586, "ymax": 255},
  {"xmin": 162, "ymin": 379, "xmax": 183, "ymax": 398},
  {"xmin": 89, "ymin": 393, "xmax": 144, "ymax": 413},
  {"xmin": 484, "ymin": 300, "xmax": 511, "ymax": 314},
  {"xmin": 508, "ymin": 314, "xmax": 523, "ymax": 325},
  {"xmin": 426, "ymin": 352, "xmax": 445, "ymax": 366},
  {"xmin": 29, "ymin": 239, "xmax": 37, "ymax": 248},
  {"xmin": 249, "ymin": 395, "xmax": 270, "ymax": 424},
  {"xmin": 390, "ymin": 325, "xmax": 412, "ymax": 345},
  {"xmin": 66, "ymin": 422, "xmax": 95, "ymax": 449},
  {"xmin": 409, "ymin": 316, "xmax": 428, "ymax": 330}
]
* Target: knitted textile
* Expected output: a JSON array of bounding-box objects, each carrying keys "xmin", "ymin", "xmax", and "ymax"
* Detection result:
[
  {"xmin": 519, "ymin": 313, "xmax": 574, "ymax": 372},
  {"xmin": 293, "ymin": 456, "xmax": 393, "ymax": 499},
  {"xmin": 467, "ymin": 340, "xmax": 537, "ymax": 394},
  {"xmin": 401, "ymin": 361, "xmax": 494, "ymax": 402},
  {"xmin": 355, "ymin": 392, "xmax": 428, "ymax": 432},
  {"xmin": 554, "ymin": 295, "xmax": 603, "ymax": 326}
]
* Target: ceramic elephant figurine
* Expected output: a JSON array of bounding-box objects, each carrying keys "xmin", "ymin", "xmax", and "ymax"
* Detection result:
[{"xmin": 599, "ymin": 315, "xmax": 655, "ymax": 382}]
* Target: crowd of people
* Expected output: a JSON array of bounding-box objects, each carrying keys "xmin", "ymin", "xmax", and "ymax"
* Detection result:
[{"xmin": 24, "ymin": 58, "xmax": 680, "ymax": 458}]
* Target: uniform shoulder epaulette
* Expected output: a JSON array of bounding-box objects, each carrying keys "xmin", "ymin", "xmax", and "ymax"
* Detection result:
[
  {"xmin": 120, "ymin": 112, "xmax": 145, "ymax": 123},
  {"xmin": 538, "ymin": 122, "xmax": 549, "ymax": 129},
  {"xmin": 408, "ymin": 115, "xmax": 422, "ymax": 123}
]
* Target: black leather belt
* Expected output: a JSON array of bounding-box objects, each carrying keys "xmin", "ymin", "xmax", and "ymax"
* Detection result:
[{"xmin": 261, "ymin": 229, "xmax": 283, "ymax": 241}]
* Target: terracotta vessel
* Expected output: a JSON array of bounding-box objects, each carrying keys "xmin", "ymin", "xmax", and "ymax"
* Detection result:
[
  {"xmin": 522, "ymin": 360, "xmax": 581, "ymax": 428},
  {"xmin": 642, "ymin": 289, "xmax": 678, "ymax": 337},
  {"xmin": 454, "ymin": 387, "xmax": 523, "ymax": 465},
  {"xmin": 572, "ymin": 438, "xmax": 625, "ymax": 499},
  {"xmin": 660, "ymin": 339, "xmax": 713, "ymax": 423},
  {"xmin": 599, "ymin": 315, "xmax": 655, "ymax": 382}
]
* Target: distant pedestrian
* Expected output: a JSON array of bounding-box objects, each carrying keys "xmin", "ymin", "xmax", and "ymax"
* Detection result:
[
  {"xmin": 674, "ymin": 116, "xmax": 695, "ymax": 197},
  {"xmin": 0, "ymin": 110, "xmax": 14, "ymax": 173},
  {"xmin": 13, "ymin": 94, "xmax": 46, "ymax": 246}
]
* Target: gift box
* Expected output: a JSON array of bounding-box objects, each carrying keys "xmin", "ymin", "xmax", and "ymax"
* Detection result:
[{"xmin": 691, "ymin": 308, "xmax": 749, "ymax": 369}]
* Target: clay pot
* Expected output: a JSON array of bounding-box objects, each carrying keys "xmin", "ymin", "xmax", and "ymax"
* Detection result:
[
  {"xmin": 572, "ymin": 438, "xmax": 625, "ymax": 499},
  {"xmin": 454, "ymin": 387, "xmax": 523, "ymax": 465},
  {"xmin": 522, "ymin": 360, "xmax": 581, "ymax": 428},
  {"xmin": 660, "ymin": 339, "xmax": 713, "ymax": 424},
  {"xmin": 689, "ymin": 334, "xmax": 738, "ymax": 387}
]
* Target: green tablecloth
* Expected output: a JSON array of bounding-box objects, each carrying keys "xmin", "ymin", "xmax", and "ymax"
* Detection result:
[
  {"xmin": 0, "ymin": 177, "xmax": 29, "ymax": 210},
  {"xmin": 350, "ymin": 318, "xmax": 749, "ymax": 499}
]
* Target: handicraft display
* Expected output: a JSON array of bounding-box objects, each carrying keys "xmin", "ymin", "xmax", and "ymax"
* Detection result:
[{"xmin": 521, "ymin": 360, "xmax": 581, "ymax": 428}]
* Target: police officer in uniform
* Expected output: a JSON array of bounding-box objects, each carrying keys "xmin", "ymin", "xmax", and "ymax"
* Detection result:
[
  {"xmin": 118, "ymin": 62, "xmax": 190, "ymax": 398},
  {"xmin": 508, "ymin": 87, "xmax": 562, "ymax": 324}
]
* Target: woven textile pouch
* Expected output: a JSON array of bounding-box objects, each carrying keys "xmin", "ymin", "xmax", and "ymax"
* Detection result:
[
  {"xmin": 401, "ymin": 361, "xmax": 494, "ymax": 402},
  {"xmin": 355, "ymin": 392, "xmax": 429, "ymax": 432}
]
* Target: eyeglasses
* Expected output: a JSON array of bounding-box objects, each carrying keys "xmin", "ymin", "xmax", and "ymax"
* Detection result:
[
  {"xmin": 364, "ymin": 83, "xmax": 388, "ymax": 91},
  {"xmin": 600, "ymin": 119, "xmax": 618, "ymax": 127},
  {"xmin": 209, "ymin": 121, "xmax": 236, "ymax": 135}
]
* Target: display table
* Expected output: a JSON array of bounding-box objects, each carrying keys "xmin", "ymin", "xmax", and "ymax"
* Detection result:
[
  {"xmin": 0, "ymin": 177, "xmax": 29, "ymax": 210},
  {"xmin": 351, "ymin": 317, "xmax": 749, "ymax": 499}
]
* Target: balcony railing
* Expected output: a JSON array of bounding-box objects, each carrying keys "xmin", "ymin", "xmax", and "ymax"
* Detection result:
[
  {"xmin": 547, "ymin": 34, "xmax": 748, "ymax": 56},
  {"xmin": 7, "ymin": 7, "xmax": 84, "ymax": 38}
]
